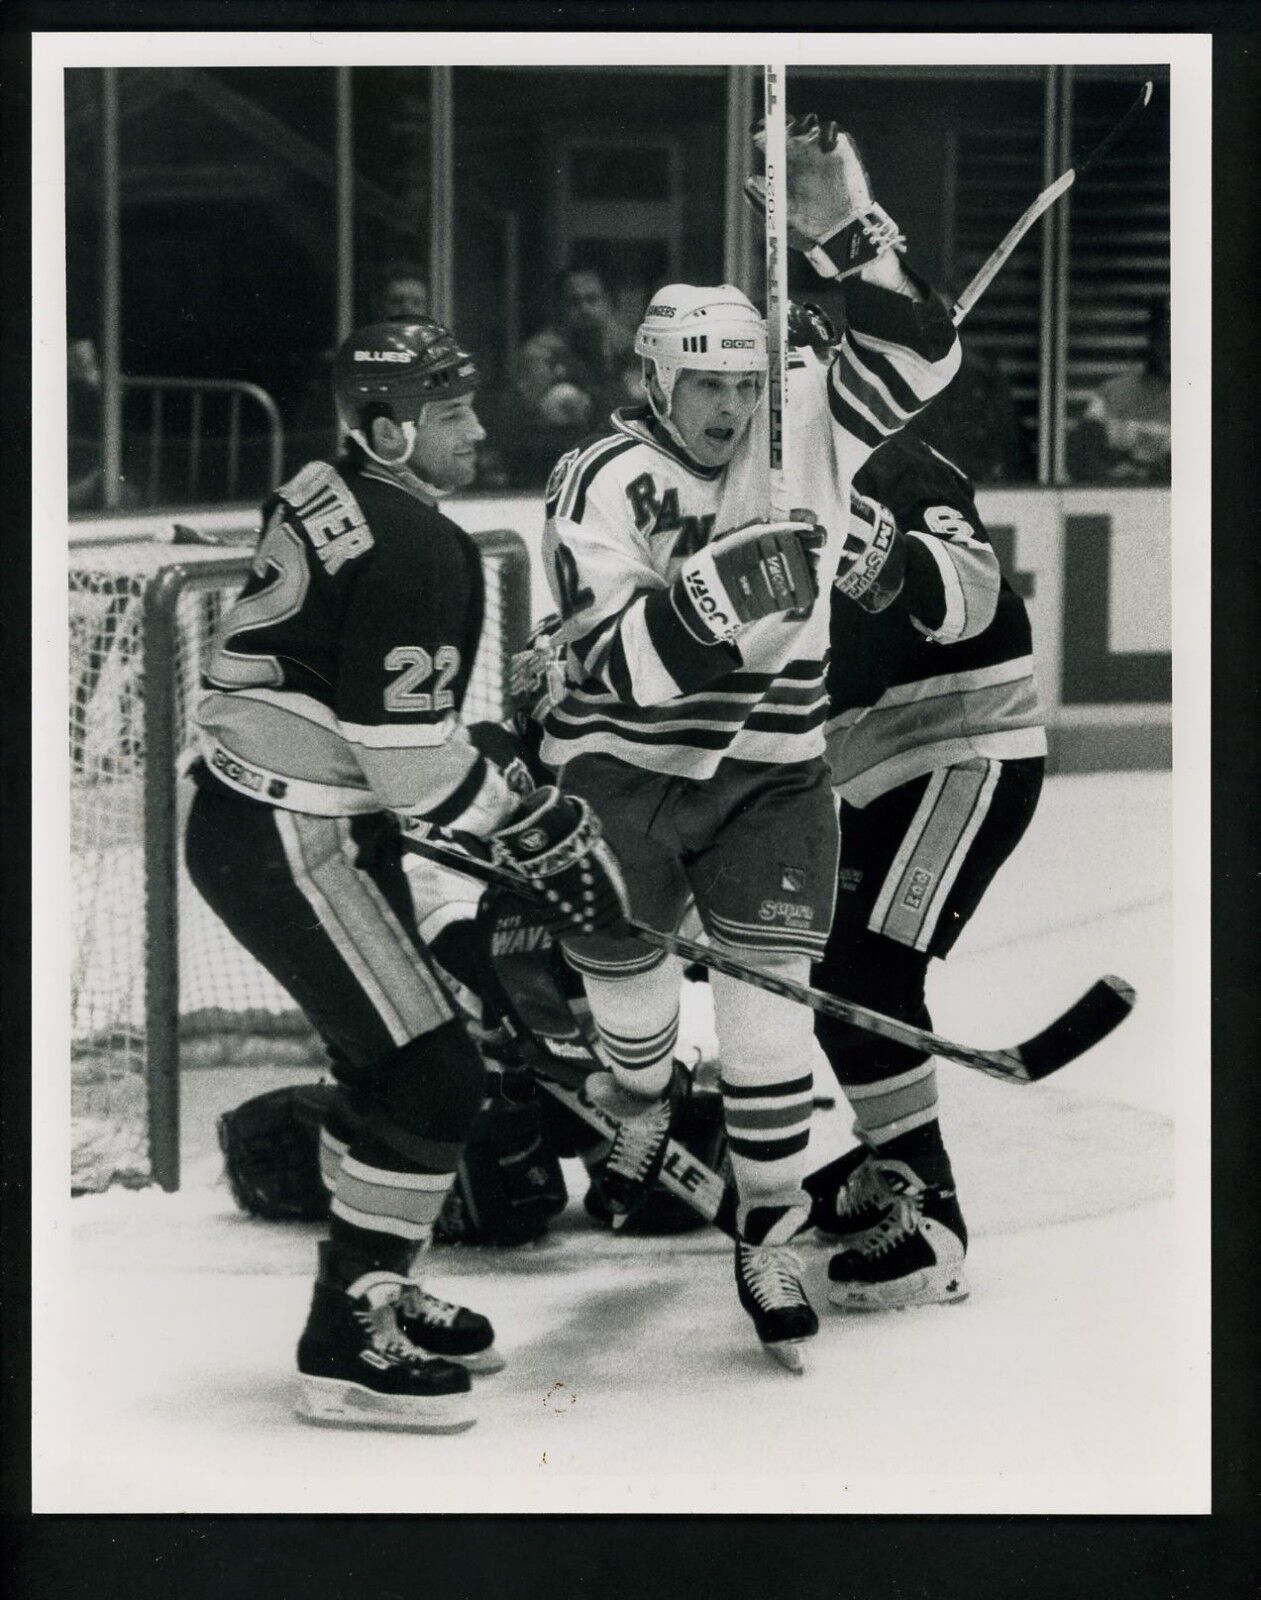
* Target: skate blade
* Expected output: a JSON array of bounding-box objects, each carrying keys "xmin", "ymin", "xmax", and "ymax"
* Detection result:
[
  {"xmin": 828, "ymin": 1264, "xmax": 970, "ymax": 1314},
  {"xmin": 297, "ymin": 1377, "xmax": 476, "ymax": 1433},
  {"xmin": 762, "ymin": 1339, "xmax": 808, "ymax": 1375},
  {"xmin": 447, "ymin": 1345, "xmax": 506, "ymax": 1376}
]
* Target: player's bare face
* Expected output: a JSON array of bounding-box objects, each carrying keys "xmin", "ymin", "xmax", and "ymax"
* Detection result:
[
  {"xmin": 410, "ymin": 395, "xmax": 487, "ymax": 491},
  {"xmin": 670, "ymin": 370, "xmax": 762, "ymax": 468}
]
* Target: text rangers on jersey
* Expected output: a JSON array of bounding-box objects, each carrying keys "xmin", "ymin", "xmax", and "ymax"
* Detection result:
[{"xmin": 535, "ymin": 113, "xmax": 962, "ymax": 1368}]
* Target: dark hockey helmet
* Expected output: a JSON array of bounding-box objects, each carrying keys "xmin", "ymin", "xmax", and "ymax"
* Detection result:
[{"xmin": 332, "ymin": 317, "xmax": 479, "ymax": 429}]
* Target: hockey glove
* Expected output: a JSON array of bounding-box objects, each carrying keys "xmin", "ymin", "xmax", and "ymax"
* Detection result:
[
  {"xmin": 433, "ymin": 1090, "xmax": 568, "ymax": 1248},
  {"xmin": 746, "ymin": 113, "xmax": 905, "ymax": 281},
  {"xmin": 490, "ymin": 787, "xmax": 631, "ymax": 938},
  {"xmin": 835, "ymin": 490, "xmax": 908, "ymax": 613},
  {"xmin": 672, "ymin": 512, "xmax": 825, "ymax": 644},
  {"xmin": 787, "ymin": 300, "xmax": 840, "ymax": 356},
  {"xmin": 217, "ymin": 1083, "xmax": 335, "ymax": 1222}
]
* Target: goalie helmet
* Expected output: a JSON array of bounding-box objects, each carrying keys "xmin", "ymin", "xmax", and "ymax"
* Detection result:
[
  {"xmin": 634, "ymin": 284, "xmax": 767, "ymax": 446},
  {"xmin": 333, "ymin": 317, "xmax": 479, "ymax": 435}
]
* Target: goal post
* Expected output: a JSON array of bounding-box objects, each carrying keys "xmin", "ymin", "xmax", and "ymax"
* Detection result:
[{"xmin": 69, "ymin": 528, "xmax": 532, "ymax": 1195}]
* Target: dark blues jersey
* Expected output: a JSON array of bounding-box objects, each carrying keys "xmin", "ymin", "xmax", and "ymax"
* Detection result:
[
  {"xmin": 196, "ymin": 446, "xmax": 514, "ymax": 835},
  {"xmin": 826, "ymin": 433, "xmax": 1046, "ymax": 806}
]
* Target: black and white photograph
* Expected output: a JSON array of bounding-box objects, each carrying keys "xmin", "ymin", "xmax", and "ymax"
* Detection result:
[{"xmin": 31, "ymin": 24, "xmax": 1212, "ymax": 1517}]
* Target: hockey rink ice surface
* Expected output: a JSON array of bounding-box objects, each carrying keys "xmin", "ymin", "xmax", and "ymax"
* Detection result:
[{"xmin": 40, "ymin": 770, "xmax": 1209, "ymax": 1514}]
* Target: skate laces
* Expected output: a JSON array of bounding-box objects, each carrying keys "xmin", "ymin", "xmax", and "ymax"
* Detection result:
[
  {"xmin": 353, "ymin": 1298, "xmax": 414, "ymax": 1361},
  {"xmin": 397, "ymin": 1283, "xmax": 460, "ymax": 1329},
  {"xmin": 854, "ymin": 1187, "xmax": 924, "ymax": 1259},
  {"xmin": 836, "ymin": 1157, "xmax": 890, "ymax": 1220},
  {"xmin": 739, "ymin": 1243, "xmax": 809, "ymax": 1311},
  {"xmin": 605, "ymin": 1095, "xmax": 671, "ymax": 1185}
]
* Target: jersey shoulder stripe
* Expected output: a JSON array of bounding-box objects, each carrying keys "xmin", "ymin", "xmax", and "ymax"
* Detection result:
[{"xmin": 556, "ymin": 435, "xmax": 640, "ymax": 525}]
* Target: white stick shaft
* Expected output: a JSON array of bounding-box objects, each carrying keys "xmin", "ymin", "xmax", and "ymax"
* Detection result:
[
  {"xmin": 950, "ymin": 81, "xmax": 1151, "ymax": 325},
  {"xmin": 951, "ymin": 170, "xmax": 1075, "ymax": 326},
  {"xmin": 763, "ymin": 64, "xmax": 790, "ymax": 517}
]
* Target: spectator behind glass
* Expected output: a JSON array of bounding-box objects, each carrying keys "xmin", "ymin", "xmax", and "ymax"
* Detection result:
[
  {"xmin": 484, "ymin": 268, "xmax": 644, "ymax": 488},
  {"xmin": 370, "ymin": 262, "xmax": 430, "ymax": 322},
  {"xmin": 1067, "ymin": 297, "xmax": 1171, "ymax": 485}
]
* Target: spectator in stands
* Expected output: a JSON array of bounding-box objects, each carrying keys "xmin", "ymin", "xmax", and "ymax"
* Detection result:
[
  {"xmin": 368, "ymin": 261, "xmax": 431, "ymax": 323},
  {"xmin": 1067, "ymin": 296, "xmax": 1171, "ymax": 484},
  {"xmin": 485, "ymin": 268, "xmax": 643, "ymax": 488}
]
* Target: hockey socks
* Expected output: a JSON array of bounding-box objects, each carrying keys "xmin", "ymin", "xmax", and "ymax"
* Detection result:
[
  {"xmin": 710, "ymin": 959, "xmax": 820, "ymax": 1212},
  {"xmin": 579, "ymin": 957, "xmax": 682, "ymax": 1100}
]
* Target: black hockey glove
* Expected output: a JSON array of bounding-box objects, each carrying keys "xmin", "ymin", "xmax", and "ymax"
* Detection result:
[
  {"xmin": 433, "ymin": 1085, "xmax": 568, "ymax": 1248},
  {"xmin": 217, "ymin": 1083, "xmax": 336, "ymax": 1222},
  {"xmin": 787, "ymin": 300, "xmax": 840, "ymax": 355},
  {"xmin": 489, "ymin": 787, "xmax": 631, "ymax": 938}
]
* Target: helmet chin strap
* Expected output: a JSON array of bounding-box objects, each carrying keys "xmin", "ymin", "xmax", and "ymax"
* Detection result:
[{"xmin": 349, "ymin": 419, "xmax": 454, "ymax": 501}]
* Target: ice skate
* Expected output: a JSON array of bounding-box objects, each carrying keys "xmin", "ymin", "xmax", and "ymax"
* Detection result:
[
  {"xmin": 296, "ymin": 1269, "xmax": 474, "ymax": 1432},
  {"xmin": 395, "ymin": 1279, "xmax": 505, "ymax": 1374},
  {"xmin": 735, "ymin": 1205, "xmax": 819, "ymax": 1373},
  {"xmin": 827, "ymin": 1160, "xmax": 969, "ymax": 1312},
  {"xmin": 585, "ymin": 1063, "xmax": 689, "ymax": 1220}
]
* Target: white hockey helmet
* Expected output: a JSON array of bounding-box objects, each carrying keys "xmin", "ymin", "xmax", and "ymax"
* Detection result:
[{"xmin": 634, "ymin": 284, "xmax": 767, "ymax": 439}]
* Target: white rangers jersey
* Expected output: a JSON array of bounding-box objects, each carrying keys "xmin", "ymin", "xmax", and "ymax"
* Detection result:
[{"xmin": 538, "ymin": 278, "xmax": 962, "ymax": 781}]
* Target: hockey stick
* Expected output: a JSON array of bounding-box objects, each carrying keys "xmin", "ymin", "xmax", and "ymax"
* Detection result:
[
  {"xmin": 404, "ymin": 836, "xmax": 1136, "ymax": 1085},
  {"xmin": 763, "ymin": 63, "xmax": 791, "ymax": 520},
  {"xmin": 951, "ymin": 79, "xmax": 1153, "ymax": 326}
]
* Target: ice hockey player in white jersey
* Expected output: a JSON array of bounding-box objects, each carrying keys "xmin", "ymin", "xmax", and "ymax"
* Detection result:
[{"xmin": 536, "ymin": 114, "xmax": 961, "ymax": 1368}]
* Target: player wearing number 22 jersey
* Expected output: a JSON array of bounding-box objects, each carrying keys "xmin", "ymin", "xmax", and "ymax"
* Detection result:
[
  {"xmin": 185, "ymin": 316, "xmax": 630, "ymax": 1434},
  {"xmin": 195, "ymin": 450, "xmax": 495, "ymax": 825}
]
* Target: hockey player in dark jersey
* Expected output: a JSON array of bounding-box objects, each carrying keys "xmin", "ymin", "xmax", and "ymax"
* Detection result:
[
  {"xmin": 801, "ymin": 396, "xmax": 1046, "ymax": 1312},
  {"xmin": 184, "ymin": 317, "xmax": 630, "ymax": 1431}
]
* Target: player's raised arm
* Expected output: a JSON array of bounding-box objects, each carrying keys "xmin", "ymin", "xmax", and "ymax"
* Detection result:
[{"xmin": 748, "ymin": 113, "xmax": 961, "ymax": 457}]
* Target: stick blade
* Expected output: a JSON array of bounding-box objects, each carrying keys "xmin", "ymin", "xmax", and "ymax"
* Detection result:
[{"xmin": 1011, "ymin": 975, "xmax": 1137, "ymax": 1082}]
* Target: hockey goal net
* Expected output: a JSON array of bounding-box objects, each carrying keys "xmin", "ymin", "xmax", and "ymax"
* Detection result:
[{"xmin": 70, "ymin": 526, "xmax": 530, "ymax": 1194}]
